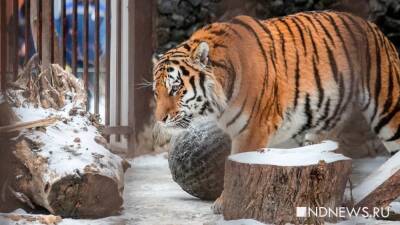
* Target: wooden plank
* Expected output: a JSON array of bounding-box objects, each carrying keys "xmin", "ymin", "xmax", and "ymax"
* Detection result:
[
  {"xmin": 37, "ymin": 0, "xmax": 42, "ymax": 60},
  {"xmin": 83, "ymin": 0, "xmax": 89, "ymax": 93},
  {"xmin": 60, "ymin": 0, "xmax": 66, "ymax": 68},
  {"xmin": 41, "ymin": 0, "xmax": 51, "ymax": 67},
  {"xmin": 6, "ymin": 0, "xmax": 13, "ymax": 81},
  {"xmin": 0, "ymin": 1, "xmax": 2, "ymax": 92},
  {"xmin": 103, "ymin": 126, "xmax": 133, "ymax": 135},
  {"xmin": 94, "ymin": 0, "xmax": 100, "ymax": 114},
  {"xmin": 50, "ymin": 0, "xmax": 54, "ymax": 63},
  {"xmin": 127, "ymin": 0, "xmax": 155, "ymax": 156},
  {"xmin": 0, "ymin": 117, "xmax": 59, "ymax": 133},
  {"xmin": 115, "ymin": 0, "xmax": 122, "ymax": 142},
  {"xmin": 108, "ymin": 144, "xmax": 128, "ymax": 155},
  {"xmin": 353, "ymin": 151, "xmax": 400, "ymax": 212},
  {"xmin": 0, "ymin": 0, "xmax": 7, "ymax": 92},
  {"xmin": 12, "ymin": 0, "xmax": 19, "ymax": 80},
  {"xmin": 24, "ymin": 0, "xmax": 30, "ymax": 64},
  {"xmin": 105, "ymin": 0, "xmax": 111, "ymax": 130},
  {"xmin": 72, "ymin": 0, "xmax": 77, "ymax": 75},
  {"xmin": 29, "ymin": 0, "xmax": 38, "ymax": 55}
]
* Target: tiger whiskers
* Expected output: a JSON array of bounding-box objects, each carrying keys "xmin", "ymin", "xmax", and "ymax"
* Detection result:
[{"xmin": 136, "ymin": 78, "xmax": 153, "ymax": 89}]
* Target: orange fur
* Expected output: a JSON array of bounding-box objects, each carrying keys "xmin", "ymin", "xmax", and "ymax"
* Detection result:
[{"xmin": 153, "ymin": 11, "xmax": 400, "ymax": 154}]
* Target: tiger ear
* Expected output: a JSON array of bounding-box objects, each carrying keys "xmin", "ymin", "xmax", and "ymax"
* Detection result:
[
  {"xmin": 152, "ymin": 53, "xmax": 162, "ymax": 66},
  {"xmin": 192, "ymin": 42, "xmax": 209, "ymax": 65}
]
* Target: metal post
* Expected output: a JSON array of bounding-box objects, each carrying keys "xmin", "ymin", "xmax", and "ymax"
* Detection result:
[{"xmin": 127, "ymin": 0, "xmax": 155, "ymax": 156}]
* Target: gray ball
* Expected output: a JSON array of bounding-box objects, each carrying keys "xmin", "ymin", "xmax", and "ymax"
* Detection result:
[{"xmin": 168, "ymin": 121, "xmax": 231, "ymax": 200}]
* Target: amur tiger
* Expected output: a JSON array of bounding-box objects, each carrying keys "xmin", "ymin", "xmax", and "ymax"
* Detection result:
[{"xmin": 152, "ymin": 11, "xmax": 400, "ymax": 212}]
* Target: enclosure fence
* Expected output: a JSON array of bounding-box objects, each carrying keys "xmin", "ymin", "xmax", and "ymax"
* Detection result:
[{"xmin": 0, "ymin": 0, "xmax": 155, "ymax": 156}]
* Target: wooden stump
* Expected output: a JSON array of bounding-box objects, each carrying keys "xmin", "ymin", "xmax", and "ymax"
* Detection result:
[{"xmin": 222, "ymin": 141, "xmax": 352, "ymax": 224}]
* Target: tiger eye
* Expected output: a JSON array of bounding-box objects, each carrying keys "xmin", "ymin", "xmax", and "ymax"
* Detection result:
[
  {"xmin": 167, "ymin": 67, "xmax": 174, "ymax": 72},
  {"xmin": 180, "ymin": 66, "xmax": 190, "ymax": 76}
]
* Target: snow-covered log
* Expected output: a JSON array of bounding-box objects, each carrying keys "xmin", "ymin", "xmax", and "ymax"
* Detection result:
[
  {"xmin": 0, "ymin": 212, "xmax": 62, "ymax": 225},
  {"xmin": 1, "ymin": 57, "xmax": 129, "ymax": 218},
  {"xmin": 353, "ymin": 151, "xmax": 400, "ymax": 212},
  {"xmin": 222, "ymin": 141, "xmax": 352, "ymax": 224}
]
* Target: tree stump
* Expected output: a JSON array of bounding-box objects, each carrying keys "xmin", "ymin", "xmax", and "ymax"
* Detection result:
[{"xmin": 222, "ymin": 141, "xmax": 352, "ymax": 224}]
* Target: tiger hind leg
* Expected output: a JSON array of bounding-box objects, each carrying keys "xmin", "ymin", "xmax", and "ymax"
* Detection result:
[
  {"xmin": 363, "ymin": 103, "xmax": 400, "ymax": 153},
  {"xmin": 375, "ymin": 122, "xmax": 400, "ymax": 153}
]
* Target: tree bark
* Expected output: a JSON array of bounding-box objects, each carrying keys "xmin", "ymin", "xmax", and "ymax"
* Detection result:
[
  {"xmin": 353, "ymin": 150, "xmax": 400, "ymax": 213},
  {"xmin": 1, "ymin": 60, "xmax": 129, "ymax": 218},
  {"xmin": 222, "ymin": 142, "xmax": 352, "ymax": 225},
  {"xmin": 11, "ymin": 137, "xmax": 126, "ymax": 218}
]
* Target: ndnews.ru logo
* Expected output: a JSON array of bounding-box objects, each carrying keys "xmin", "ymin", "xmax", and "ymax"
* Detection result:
[{"xmin": 296, "ymin": 207, "xmax": 390, "ymax": 218}]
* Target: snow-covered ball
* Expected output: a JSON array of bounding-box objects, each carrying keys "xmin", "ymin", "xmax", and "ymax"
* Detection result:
[{"xmin": 168, "ymin": 120, "xmax": 231, "ymax": 200}]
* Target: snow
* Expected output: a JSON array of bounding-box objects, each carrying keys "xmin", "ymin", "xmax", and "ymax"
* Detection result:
[
  {"xmin": 352, "ymin": 151, "xmax": 400, "ymax": 204},
  {"xmin": 350, "ymin": 156, "xmax": 389, "ymax": 185},
  {"xmin": 215, "ymin": 218, "xmax": 270, "ymax": 225},
  {"xmin": 1, "ymin": 152, "xmax": 400, "ymax": 225},
  {"xmin": 215, "ymin": 217, "xmax": 400, "ymax": 225},
  {"xmin": 229, "ymin": 140, "xmax": 350, "ymax": 166},
  {"xmin": 12, "ymin": 102, "xmax": 125, "ymax": 184},
  {"xmin": 390, "ymin": 202, "xmax": 400, "ymax": 214},
  {"xmin": 131, "ymin": 152, "xmax": 169, "ymax": 168}
]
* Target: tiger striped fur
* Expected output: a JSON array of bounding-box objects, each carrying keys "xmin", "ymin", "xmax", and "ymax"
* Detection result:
[{"xmin": 152, "ymin": 11, "xmax": 400, "ymax": 155}]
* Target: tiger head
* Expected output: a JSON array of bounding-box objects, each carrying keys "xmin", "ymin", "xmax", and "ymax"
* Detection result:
[{"xmin": 152, "ymin": 41, "xmax": 226, "ymax": 131}]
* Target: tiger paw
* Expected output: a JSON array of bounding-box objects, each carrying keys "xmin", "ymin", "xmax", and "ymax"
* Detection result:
[
  {"xmin": 391, "ymin": 149, "xmax": 400, "ymax": 156},
  {"xmin": 211, "ymin": 195, "xmax": 224, "ymax": 214},
  {"xmin": 302, "ymin": 139, "xmax": 316, "ymax": 146}
]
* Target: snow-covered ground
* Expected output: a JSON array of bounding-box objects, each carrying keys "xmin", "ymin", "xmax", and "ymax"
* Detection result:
[{"xmin": 1, "ymin": 153, "xmax": 400, "ymax": 225}]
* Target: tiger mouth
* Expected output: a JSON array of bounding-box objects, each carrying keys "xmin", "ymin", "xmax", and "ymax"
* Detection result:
[{"xmin": 165, "ymin": 115, "xmax": 192, "ymax": 129}]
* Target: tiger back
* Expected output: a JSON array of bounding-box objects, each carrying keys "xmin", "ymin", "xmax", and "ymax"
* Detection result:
[{"xmin": 152, "ymin": 11, "xmax": 400, "ymax": 154}]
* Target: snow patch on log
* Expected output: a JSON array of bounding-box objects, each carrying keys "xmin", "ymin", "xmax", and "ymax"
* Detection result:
[
  {"xmin": 216, "ymin": 218, "xmax": 268, "ymax": 225},
  {"xmin": 353, "ymin": 151, "xmax": 400, "ymax": 204},
  {"xmin": 1, "ymin": 60, "xmax": 128, "ymax": 217},
  {"xmin": 229, "ymin": 140, "xmax": 349, "ymax": 166},
  {"xmin": 13, "ymin": 103, "xmax": 124, "ymax": 184}
]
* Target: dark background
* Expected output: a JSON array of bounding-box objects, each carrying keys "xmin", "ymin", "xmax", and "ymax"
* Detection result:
[{"xmin": 155, "ymin": 0, "xmax": 400, "ymax": 53}]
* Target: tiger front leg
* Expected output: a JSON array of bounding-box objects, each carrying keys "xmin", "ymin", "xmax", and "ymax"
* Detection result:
[
  {"xmin": 230, "ymin": 126, "xmax": 271, "ymax": 154},
  {"xmin": 212, "ymin": 191, "xmax": 224, "ymax": 214},
  {"xmin": 303, "ymin": 132, "xmax": 331, "ymax": 146}
]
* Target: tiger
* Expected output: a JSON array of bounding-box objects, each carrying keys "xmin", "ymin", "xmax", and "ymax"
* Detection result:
[{"xmin": 152, "ymin": 11, "xmax": 400, "ymax": 212}]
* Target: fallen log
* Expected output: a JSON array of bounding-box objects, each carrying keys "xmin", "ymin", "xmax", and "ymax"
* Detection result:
[
  {"xmin": 0, "ymin": 117, "xmax": 59, "ymax": 133},
  {"xmin": 1, "ymin": 60, "xmax": 129, "ymax": 218},
  {"xmin": 352, "ymin": 150, "xmax": 400, "ymax": 212},
  {"xmin": 222, "ymin": 141, "xmax": 352, "ymax": 224},
  {"xmin": 0, "ymin": 212, "xmax": 62, "ymax": 225}
]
